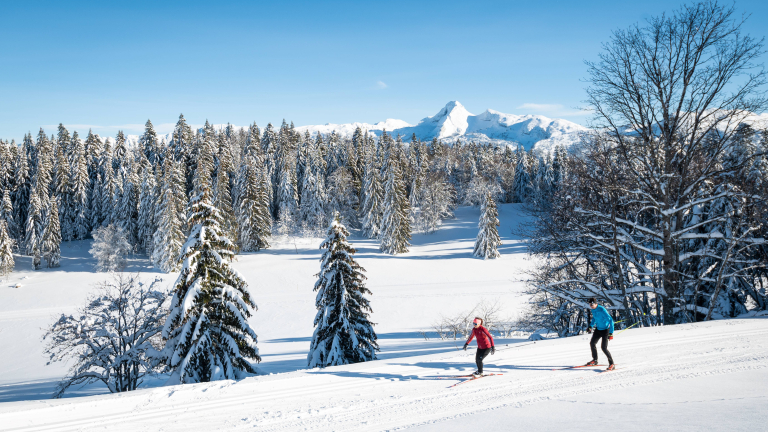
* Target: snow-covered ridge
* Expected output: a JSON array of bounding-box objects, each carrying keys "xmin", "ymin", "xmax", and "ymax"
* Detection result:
[{"xmin": 296, "ymin": 101, "xmax": 588, "ymax": 152}]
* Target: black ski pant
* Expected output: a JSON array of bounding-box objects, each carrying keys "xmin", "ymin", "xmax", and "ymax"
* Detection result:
[
  {"xmin": 590, "ymin": 329, "xmax": 614, "ymax": 365},
  {"xmin": 475, "ymin": 348, "xmax": 491, "ymax": 373}
]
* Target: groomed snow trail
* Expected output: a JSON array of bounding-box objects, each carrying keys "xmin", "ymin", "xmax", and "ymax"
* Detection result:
[{"xmin": 1, "ymin": 317, "xmax": 765, "ymax": 432}]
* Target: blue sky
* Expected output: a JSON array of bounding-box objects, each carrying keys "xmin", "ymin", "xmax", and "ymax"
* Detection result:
[{"xmin": 1, "ymin": 0, "xmax": 766, "ymax": 140}]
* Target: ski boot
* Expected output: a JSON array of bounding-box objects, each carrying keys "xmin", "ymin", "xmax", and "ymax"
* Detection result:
[{"xmin": 584, "ymin": 360, "xmax": 598, "ymax": 366}]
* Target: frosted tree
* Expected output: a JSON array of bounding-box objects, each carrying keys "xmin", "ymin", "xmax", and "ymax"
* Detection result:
[
  {"xmin": 0, "ymin": 220, "xmax": 15, "ymax": 278},
  {"xmin": 90, "ymin": 224, "xmax": 132, "ymax": 272},
  {"xmin": 213, "ymin": 161, "xmax": 235, "ymax": 239},
  {"xmin": 326, "ymin": 168, "xmax": 359, "ymax": 229},
  {"xmin": 12, "ymin": 137, "xmax": 31, "ymax": 240},
  {"xmin": 360, "ymin": 149, "xmax": 383, "ymax": 239},
  {"xmin": 299, "ymin": 140, "xmax": 326, "ymax": 234},
  {"xmin": 43, "ymin": 274, "xmax": 167, "ymax": 397},
  {"xmin": 379, "ymin": 149, "xmax": 411, "ymax": 254},
  {"xmin": 53, "ymin": 144, "xmax": 73, "ymax": 241},
  {"xmin": 1, "ymin": 189, "xmax": 18, "ymax": 245},
  {"xmin": 139, "ymin": 120, "xmax": 160, "ymax": 167},
  {"xmin": 69, "ymin": 135, "xmax": 90, "ymax": 239},
  {"xmin": 137, "ymin": 167, "xmax": 157, "ymax": 255},
  {"xmin": 236, "ymin": 157, "xmax": 271, "ymax": 252},
  {"xmin": 115, "ymin": 162, "xmax": 139, "ymax": 247},
  {"xmin": 473, "ymin": 192, "xmax": 502, "ymax": 259},
  {"xmin": 512, "ymin": 147, "xmax": 530, "ymax": 203},
  {"xmin": 152, "ymin": 159, "xmax": 187, "ymax": 272},
  {"xmin": 25, "ymin": 188, "xmax": 43, "ymax": 269},
  {"xmin": 160, "ymin": 142, "xmax": 260, "ymax": 384},
  {"xmin": 308, "ymin": 213, "xmax": 378, "ymax": 368},
  {"xmin": 41, "ymin": 198, "xmax": 62, "ymax": 268}
]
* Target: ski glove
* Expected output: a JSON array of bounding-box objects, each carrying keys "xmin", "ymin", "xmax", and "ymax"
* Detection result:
[
  {"xmin": 608, "ymin": 334, "xmax": 614, "ymax": 340},
  {"xmin": 491, "ymin": 347, "xmax": 496, "ymax": 355},
  {"xmin": 586, "ymin": 327, "xmax": 592, "ymax": 334},
  {"xmin": 463, "ymin": 343, "xmax": 468, "ymax": 351}
]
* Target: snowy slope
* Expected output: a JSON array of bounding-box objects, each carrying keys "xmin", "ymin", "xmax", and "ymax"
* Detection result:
[
  {"xmin": 1, "ymin": 204, "xmax": 767, "ymax": 431},
  {"xmin": 0, "ymin": 317, "xmax": 765, "ymax": 431},
  {"xmin": 0, "ymin": 205, "xmax": 535, "ymax": 401}
]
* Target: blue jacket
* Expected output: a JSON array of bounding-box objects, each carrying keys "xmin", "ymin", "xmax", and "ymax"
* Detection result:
[{"xmin": 590, "ymin": 305, "xmax": 614, "ymax": 333}]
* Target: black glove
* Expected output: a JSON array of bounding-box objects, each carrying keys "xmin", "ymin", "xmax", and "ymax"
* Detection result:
[
  {"xmin": 586, "ymin": 327, "xmax": 592, "ymax": 334},
  {"xmin": 463, "ymin": 343, "xmax": 468, "ymax": 351},
  {"xmin": 491, "ymin": 346, "xmax": 496, "ymax": 355}
]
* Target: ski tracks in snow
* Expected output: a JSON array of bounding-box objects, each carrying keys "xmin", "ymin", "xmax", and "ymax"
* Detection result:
[{"xmin": 0, "ymin": 318, "xmax": 766, "ymax": 432}]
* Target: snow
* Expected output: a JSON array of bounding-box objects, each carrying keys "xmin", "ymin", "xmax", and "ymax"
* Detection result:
[{"xmin": 0, "ymin": 204, "xmax": 766, "ymax": 431}]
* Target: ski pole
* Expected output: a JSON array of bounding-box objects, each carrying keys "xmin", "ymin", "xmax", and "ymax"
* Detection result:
[{"xmin": 616, "ymin": 321, "xmax": 640, "ymax": 336}]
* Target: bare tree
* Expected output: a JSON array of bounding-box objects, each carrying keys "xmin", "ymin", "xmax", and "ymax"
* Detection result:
[
  {"xmin": 43, "ymin": 274, "xmax": 167, "ymax": 398},
  {"xmin": 567, "ymin": 1, "xmax": 768, "ymax": 324}
]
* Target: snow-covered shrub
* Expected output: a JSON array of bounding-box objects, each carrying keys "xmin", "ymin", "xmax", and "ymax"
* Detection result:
[
  {"xmin": 42, "ymin": 274, "xmax": 167, "ymax": 398},
  {"xmin": 90, "ymin": 224, "xmax": 132, "ymax": 272}
]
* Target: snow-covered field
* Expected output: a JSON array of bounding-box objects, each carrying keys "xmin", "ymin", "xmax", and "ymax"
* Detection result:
[{"xmin": 1, "ymin": 204, "xmax": 767, "ymax": 431}]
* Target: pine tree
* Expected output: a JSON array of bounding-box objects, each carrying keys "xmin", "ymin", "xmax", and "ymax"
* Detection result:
[
  {"xmin": 360, "ymin": 140, "xmax": 384, "ymax": 239},
  {"xmin": 379, "ymin": 146, "xmax": 411, "ymax": 254},
  {"xmin": 0, "ymin": 219, "xmax": 14, "ymax": 278},
  {"xmin": 512, "ymin": 147, "xmax": 530, "ymax": 203},
  {"xmin": 152, "ymin": 158, "xmax": 187, "ymax": 272},
  {"xmin": 42, "ymin": 198, "xmax": 62, "ymax": 268},
  {"xmin": 214, "ymin": 159, "xmax": 235, "ymax": 239},
  {"xmin": 160, "ymin": 161, "xmax": 260, "ymax": 383},
  {"xmin": 12, "ymin": 136, "xmax": 32, "ymax": 241},
  {"xmin": 53, "ymin": 143, "xmax": 73, "ymax": 241},
  {"xmin": 1, "ymin": 189, "xmax": 18, "ymax": 245},
  {"xmin": 137, "ymin": 166, "xmax": 157, "ymax": 255},
  {"xmin": 236, "ymin": 157, "xmax": 271, "ymax": 252},
  {"xmin": 473, "ymin": 191, "xmax": 502, "ymax": 259},
  {"xmin": 139, "ymin": 120, "xmax": 160, "ymax": 167},
  {"xmin": 308, "ymin": 213, "xmax": 378, "ymax": 368},
  {"xmin": 115, "ymin": 161, "xmax": 139, "ymax": 247},
  {"xmin": 299, "ymin": 142, "xmax": 327, "ymax": 234},
  {"xmin": 69, "ymin": 134, "xmax": 90, "ymax": 239}
]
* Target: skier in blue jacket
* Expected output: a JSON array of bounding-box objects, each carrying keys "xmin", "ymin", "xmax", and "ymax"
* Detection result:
[{"xmin": 585, "ymin": 297, "xmax": 615, "ymax": 371}]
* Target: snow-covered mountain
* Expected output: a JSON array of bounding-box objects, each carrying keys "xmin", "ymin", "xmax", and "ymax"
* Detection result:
[
  {"xmin": 296, "ymin": 101, "xmax": 588, "ymax": 152},
  {"xmin": 116, "ymin": 101, "xmax": 587, "ymax": 152}
]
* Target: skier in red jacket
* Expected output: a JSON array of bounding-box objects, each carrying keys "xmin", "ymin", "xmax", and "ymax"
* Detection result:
[{"xmin": 463, "ymin": 317, "xmax": 495, "ymax": 376}]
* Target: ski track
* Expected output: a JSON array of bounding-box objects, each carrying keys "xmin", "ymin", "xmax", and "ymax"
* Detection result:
[{"xmin": 1, "ymin": 318, "xmax": 765, "ymax": 432}]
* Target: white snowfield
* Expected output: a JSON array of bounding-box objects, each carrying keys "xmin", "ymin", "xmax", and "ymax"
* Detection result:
[
  {"xmin": 0, "ymin": 204, "xmax": 766, "ymax": 431},
  {"xmin": 0, "ymin": 318, "xmax": 766, "ymax": 432}
]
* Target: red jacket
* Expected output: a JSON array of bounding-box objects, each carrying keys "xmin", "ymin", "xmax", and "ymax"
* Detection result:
[{"xmin": 467, "ymin": 326, "xmax": 495, "ymax": 349}]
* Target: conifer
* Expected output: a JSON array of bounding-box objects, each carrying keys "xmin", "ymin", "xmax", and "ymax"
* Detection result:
[
  {"xmin": 308, "ymin": 213, "xmax": 378, "ymax": 368},
  {"xmin": 379, "ymin": 144, "xmax": 411, "ymax": 254},
  {"xmin": 473, "ymin": 191, "xmax": 501, "ymax": 259},
  {"xmin": 161, "ymin": 140, "xmax": 260, "ymax": 383},
  {"xmin": 0, "ymin": 219, "xmax": 14, "ymax": 278},
  {"xmin": 42, "ymin": 198, "xmax": 62, "ymax": 268}
]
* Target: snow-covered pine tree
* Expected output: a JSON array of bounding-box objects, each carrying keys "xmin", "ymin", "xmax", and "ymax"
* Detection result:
[
  {"xmin": 0, "ymin": 219, "xmax": 14, "ymax": 278},
  {"xmin": 512, "ymin": 147, "xmax": 530, "ymax": 203},
  {"xmin": 379, "ymin": 144, "xmax": 411, "ymax": 254},
  {"xmin": 53, "ymin": 143, "xmax": 73, "ymax": 241},
  {"xmin": 360, "ymin": 147, "xmax": 383, "ymax": 239},
  {"xmin": 12, "ymin": 136, "xmax": 32, "ymax": 242},
  {"xmin": 299, "ymin": 140, "xmax": 326, "ymax": 234},
  {"xmin": 214, "ymin": 156, "xmax": 235, "ymax": 240},
  {"xmin": 89, "ymin": 173, "xmax": 103, "ymax": 230},
  {"xmin": 308, "ymin": 213, "xmax": 378, "ymax": 368},
  {"xmin": 139, "ymin": 120, "xmax": 160, "ymax": 167},
  {"xmin": 236, "ymin": 156, "xmax": 272, "ymax": 251},
  {"xmin": 115, "ymin": 161, "xmax": 139, "ymax": 247},
  {"xmin": 69, "ymin": 134, "xmax": 90, "ymax": 239},
  {"xmin": 41, "ymin": 198, "xmax": 62, "ymax": 268},
  {"xmin": 152, "ymin": 157, "xmax": 187, "ymax": 272},
  {"xmin": 1, "ymin": 189, "xmax": 18, "ymax": 245},
  {"xmin": 473, "ymin": 191, "xmax": 501, "ymax": 259},
  {"xmin": 137, "ymin": 165, "xmax": 157, "ymax": 255},
  {"xmin": 161, "ymin": 149, "xmax": 260, "ymax": 383}
]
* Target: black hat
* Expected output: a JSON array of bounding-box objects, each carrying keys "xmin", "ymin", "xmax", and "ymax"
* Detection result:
[{"xmin": 588, "ymin": 297, "xmax": 597, "ymax": 304}]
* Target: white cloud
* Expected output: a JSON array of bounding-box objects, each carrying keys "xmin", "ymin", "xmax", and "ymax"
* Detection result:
[
  {"xmin": 375, "ymin": 80, "xmax": 387, "ymax": 89},
  {"xmin": 516, "ymin": 103, "xmax": 564, "ymax": 112}
]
